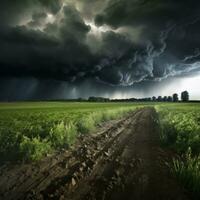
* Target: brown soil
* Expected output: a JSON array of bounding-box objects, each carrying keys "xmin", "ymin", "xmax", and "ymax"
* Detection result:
[{"xmin": 0, "ymin": 108, "xmax": 189, "ymax": 200}]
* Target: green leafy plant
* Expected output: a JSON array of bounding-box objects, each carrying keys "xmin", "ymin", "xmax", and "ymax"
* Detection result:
[
  {"xmin": 172, "ymin": 148, "xmax": 200, "ymax": 199},
  {"xmin": 77, "ymin": 115, "xmax": 96, "ymax": 134},
  {"xmin": 50, "ymin": 121, "xmax": 77, "ymax": 148},
  {"xmin": 157, "ymin": 103, "xmax": 200, "ymax": 198},
  {"xmin": 20, "ymin": 136, "xmax": 51, "ymax": 161}
]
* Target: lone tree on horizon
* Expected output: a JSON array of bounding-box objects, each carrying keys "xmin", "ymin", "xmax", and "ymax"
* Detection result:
[
  {"xmin": 163, "ymin": 96, "xmax": 168, "ymax": 102},
  {"xmin": 173, "ymin": 93, "xmax": 179, "ymax": 102},
  {"xmin": 181, "ymin": 91, "xmax": 189, "ymax": 102},
  {"xmin": 152, "ymin": 96, "xmax": 156, "ymax": 101},
  {"xmin": 157, "ymin": 96, "xmax": 163, "ymax": 102},
  {"xmin": 167, "ymin": 96, "xmax": 173, "ymax": 102}
]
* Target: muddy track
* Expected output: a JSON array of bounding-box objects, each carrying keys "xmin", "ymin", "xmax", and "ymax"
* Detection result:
[{"xmin": 0, "ymin": 108, "xmax": 189, "ymax": 200}]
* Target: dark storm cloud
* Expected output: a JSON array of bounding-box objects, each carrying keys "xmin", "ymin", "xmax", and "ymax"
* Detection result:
[
  {"xmin": 71, "ymin": 0, "xmax": 108, "ymax": 20},
  {"xmin": 95, "ymin": 0, "xmax": 200, "ymax": 28},
  {"xmin": 93, "ymin": 0, "xmax": 200, "ymax": 85},
  {"xmin": 0, "ymin": 0, "xmax": 63, "ymax": 25},
  {"xmin": 0, "ymin": 4, "xmax": 98, "ymax": 82},
  {"xmin": 27, "ymin": 12, "xmax": 47, "ymax": 28},
  {"xmin": 0, "ymin": 0, "xmax": 200, "ymax": 88},
  {"xmin": 60, "ymin": 5, "xmax": 91, "ymax": 41}
]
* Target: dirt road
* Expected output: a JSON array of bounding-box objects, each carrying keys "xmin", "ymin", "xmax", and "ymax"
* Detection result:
[{"xmin": 0, "ymin": 108, "xmax": 189, "ymax": 200}]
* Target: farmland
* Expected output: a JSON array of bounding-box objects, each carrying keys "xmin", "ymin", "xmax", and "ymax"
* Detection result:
[
  {"xmin": 157, "ymin": 103, "xmax": 200, "ymax": 198},
  {"xmin": 0, "ymin": 102, "xmax": 200, "ymax": 199},
  {"xmin": 0, "ymin": 102, "xmax": 144, "ymax": 162}
]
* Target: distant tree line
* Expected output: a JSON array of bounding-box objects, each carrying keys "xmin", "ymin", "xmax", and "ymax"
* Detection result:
[
  {"xmin": 86, "ymin": 91, "xmax": 189, "ymax": 102},
  {"xmin": 4, "ymin": 91, "xmax": 192, "ymax": 102},
  {"xmin": 151, "ymin": 91, "xmax": 189, "ymax": 102},
  {"xmin": 88, "ymin": 97, "xmax": 110, "ymax": 102}
]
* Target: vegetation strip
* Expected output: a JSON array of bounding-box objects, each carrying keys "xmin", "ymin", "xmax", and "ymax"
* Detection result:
[
  {"xmin": 0, "ymin": 102, "xmax": 140, "ymax": 162},
  {"xmin": 157, "ymin": 103, "xmax": 200, "ymax": 199}
]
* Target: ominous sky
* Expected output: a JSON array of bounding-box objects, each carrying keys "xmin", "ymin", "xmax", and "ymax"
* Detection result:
[{"xmin": 0, "ymin": 0, "xmax": 200, "ymax": 100}]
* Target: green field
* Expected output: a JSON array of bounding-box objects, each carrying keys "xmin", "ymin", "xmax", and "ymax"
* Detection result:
[
  {"xmin": 156, "ymin": 103, "xmax": 200, "ymax": 198},
  {"xmin": 0, "ymin": 102, "xmax": 145, "ymax": 162},
  {"xmin": 0, "ymin": 102, "xmax": 200, "ymax": 197}
]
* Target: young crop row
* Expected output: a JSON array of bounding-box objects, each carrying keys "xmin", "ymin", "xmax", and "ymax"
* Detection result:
[
  {"xmin": 157, "ymin": 104, "xmax": 200, "ymax": 199},
  {"xmin": 0, "ymin": 103, "xmax": 137, "ymax": 162}
]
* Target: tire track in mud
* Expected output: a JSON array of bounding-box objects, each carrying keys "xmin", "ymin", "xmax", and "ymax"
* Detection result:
[{"xmin": 0, "ymin": 108, "xmax": 189, "ymax": 200}]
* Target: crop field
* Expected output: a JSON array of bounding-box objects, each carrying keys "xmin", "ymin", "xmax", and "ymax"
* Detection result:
[
  {"xmin": 0, "ymin": 102, "xmax": 144, "ymax": 162},
  {"xmin": 0, "ymin": 102, "xmax": 200, "ymax": 199},
  {"xmin": 157, "ymin": 103, "xmax": 200, "ymax": 198}
]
